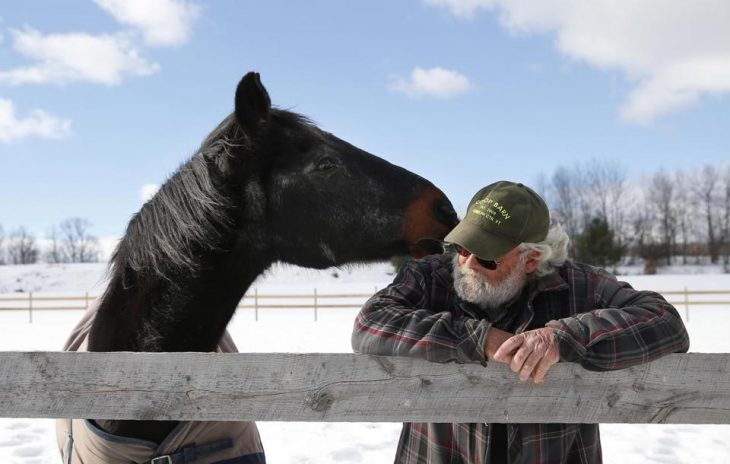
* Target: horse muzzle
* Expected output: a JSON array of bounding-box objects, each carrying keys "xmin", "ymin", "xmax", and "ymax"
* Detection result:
[{"xmin": 402, "ymin": 187, "xmax": 459, "ymax": 258}]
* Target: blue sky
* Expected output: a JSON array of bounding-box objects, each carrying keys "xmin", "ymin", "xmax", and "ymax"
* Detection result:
[{"xmin": 1, "ymin": 0, "xmax": 729, "ymax": 242}]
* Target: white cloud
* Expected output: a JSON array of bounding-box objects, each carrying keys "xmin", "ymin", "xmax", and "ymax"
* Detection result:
[
  {"xmin": 425, "ymin": 0, "xmax": 730, "ymax": 123},
  {"xmin": 0, "ymin": 97, "xmax": 71, "ymax": 143},
  {"xmin": 0, "ymin": 27, "xmax": 159, "ymax": 86},
  {"xmin": 390, "ymin": 67, "xmax": 472, "ymax": 99},
  {"xmin": 93, "ymin": 0, "xmax": 201, "ymax": 46},
  {"xmin": 424, "ymin": 0, "xmax": 492, "ymax": 19},
  {"xmin": 140, "ymin": 183, "xmax": 160, "ymax": 202}
]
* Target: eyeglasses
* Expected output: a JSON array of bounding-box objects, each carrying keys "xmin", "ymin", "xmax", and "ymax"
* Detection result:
[{"xmin": 447, "ymin": 243, "xmax": 501, "ymax": 270}]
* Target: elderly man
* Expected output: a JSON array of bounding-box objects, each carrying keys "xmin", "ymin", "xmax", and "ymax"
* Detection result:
[{"xmin": 352, "ymin": 180, "xmax": 689, "ymax": 464}]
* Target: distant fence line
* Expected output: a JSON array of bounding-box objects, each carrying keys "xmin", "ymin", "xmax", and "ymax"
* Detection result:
[
  {"xmin": 0, "ymin": 289, "xmax": 379, "ymax": 323},
  {"xmin": 0, "ymin": 288, "xmax": 728, "ymax": 323}
]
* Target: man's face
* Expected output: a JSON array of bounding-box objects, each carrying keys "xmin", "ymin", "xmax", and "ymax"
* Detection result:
[
  {"xmin": 457, "ymin": 246, "xmax": 525, "ymax": 283},
  {"xmin": 452, "ymin": 246, "xmax": 539, "ymax": 308}
]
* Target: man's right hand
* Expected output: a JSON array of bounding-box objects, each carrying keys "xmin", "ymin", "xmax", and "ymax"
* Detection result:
[{"xmin": 484, "ymin": 326, "xmax": 513, "ymax": 360}]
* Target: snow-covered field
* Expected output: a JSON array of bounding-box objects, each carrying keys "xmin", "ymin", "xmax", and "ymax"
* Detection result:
[{"xmin": 1, "ymin": 262, "xmax": 729, "ymax": 463}]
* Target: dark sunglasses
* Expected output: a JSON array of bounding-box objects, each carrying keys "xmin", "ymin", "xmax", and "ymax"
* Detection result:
[{"xmin": 446, "ymin": 243, "xmax": 501, "ymax": 270}]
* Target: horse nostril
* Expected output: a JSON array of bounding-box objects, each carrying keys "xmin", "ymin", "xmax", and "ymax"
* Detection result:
[{"xmin": 434, "ymin": 198, "xmax": 459, "ymax": 228}]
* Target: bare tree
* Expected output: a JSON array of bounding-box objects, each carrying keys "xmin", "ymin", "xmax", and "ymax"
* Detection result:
[
  {"xmin": 721, "ymin": 167, "xmax": 730, "ymax": 269},
  {"xmin": 630, "ymin": 211, "xmax": 660, "ymax": 273},
  {"xmin": 45, "ymin": 226, "xmax": 66, "ymax": 263},
  {"xmin": 647, "ymin": 171, "xmax": 676, "ymax": 265},
  {"xmin": 6, "ymin": 227, "xmax": 39, "ymax": 264},
  {"xmin": 0, "ymin": 224, "xmax": 5, "ymax": 265},
  {"xmin": 584, "ymin": 159, "xmax": 630, "ymax": 247},
  {"xmin": 692, "ymin": 166, "xmax": 721, "ymax": 263},
  {"xmin": 59, "ymin": 217, "xmax": 100, "ymax": 263},
  {"xmin": 550, "ymin": 166, "xmax": 586, "ymax": 257},
  {"xmin": 673, "ymin": 171, "xmax": 696, "ymax": 265}
]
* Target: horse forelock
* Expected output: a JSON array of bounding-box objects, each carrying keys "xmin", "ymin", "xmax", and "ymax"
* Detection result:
[{"xmin": 276, "ymin": 109, "xmax": 318, "ymax": 130}]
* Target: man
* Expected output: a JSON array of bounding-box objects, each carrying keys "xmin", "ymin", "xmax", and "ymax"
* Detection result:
[{"xmin": 352, "ymin": 180, "xmax": 689, "ymax": 464}]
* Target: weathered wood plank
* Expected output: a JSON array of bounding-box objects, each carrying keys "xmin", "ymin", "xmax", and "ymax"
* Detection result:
[{"xmin": 0, "ymin": 352, "xmax": 728, "ymax": 424}]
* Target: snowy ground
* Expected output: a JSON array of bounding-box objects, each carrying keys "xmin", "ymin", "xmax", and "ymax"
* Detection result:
[{"xmin": 0, "ymin": 262, "xmax": 729, "ymax": 463}]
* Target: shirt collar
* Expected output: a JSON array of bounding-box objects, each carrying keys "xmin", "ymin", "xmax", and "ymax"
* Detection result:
[{"xmin": 530, "ymin": 267, "xmax": 568, "ymax": 295}]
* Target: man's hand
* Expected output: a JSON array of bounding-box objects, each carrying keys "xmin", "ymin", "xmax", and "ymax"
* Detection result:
[
  {"xmin": 484, "ymin": 327, "xmax": 513, "ymax": 360},
  {"xmin": 492, "ymin": 327, "xmax": 559, "ymax": 384}
]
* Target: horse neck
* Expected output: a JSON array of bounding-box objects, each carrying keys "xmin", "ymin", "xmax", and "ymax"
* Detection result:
[
  {"xmin": 90, "ymin": 246, "xmax": 272, "ymax": 353},
  {"xmin": 87, "ymin": 232, "xmax": 273, "ymax": 443}
]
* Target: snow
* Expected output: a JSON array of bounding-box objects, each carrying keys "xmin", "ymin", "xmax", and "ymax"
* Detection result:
[{"xmin": 0, "ymin": 262, "xmax": 729, "ymax": 463}]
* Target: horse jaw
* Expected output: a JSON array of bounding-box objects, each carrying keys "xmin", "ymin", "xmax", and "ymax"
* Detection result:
[{"xmin": 408, "ymin": 238, "xmax": 447, "ymax": 258}]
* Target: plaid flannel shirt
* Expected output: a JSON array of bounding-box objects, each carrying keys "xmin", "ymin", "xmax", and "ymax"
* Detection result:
[{"xmin": 352, "ymin": 253, "xmax": 689, "ymax": 464}]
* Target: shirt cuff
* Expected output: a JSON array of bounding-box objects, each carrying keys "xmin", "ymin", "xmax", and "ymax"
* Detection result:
[
  {"xmin": 456, "ymin": 319, "xmax": 490, "ymax": 366},
  {"xmin": 546, "ymin": 321, "xmax": 585, "ymax": 363}
]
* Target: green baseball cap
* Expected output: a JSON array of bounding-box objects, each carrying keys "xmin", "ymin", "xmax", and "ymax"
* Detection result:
[{"xmin": 444, "ymin": 181, "xmax": 549, "ymax": 260}]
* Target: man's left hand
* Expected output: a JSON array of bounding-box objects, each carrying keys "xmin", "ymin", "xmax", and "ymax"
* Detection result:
[{"xmin": 492, "ymin": 327, "xmax": 559, "ymax": 384}]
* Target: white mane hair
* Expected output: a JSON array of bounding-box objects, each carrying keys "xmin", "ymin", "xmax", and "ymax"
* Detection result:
[{"xmin": 520, "ymin": 223, "xmax": 570, "ymax": 277}]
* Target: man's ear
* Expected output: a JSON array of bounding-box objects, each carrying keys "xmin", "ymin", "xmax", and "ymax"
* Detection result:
[{"xmin": 525, "ymin": 250, "xmax": 541, "ymax": 274}]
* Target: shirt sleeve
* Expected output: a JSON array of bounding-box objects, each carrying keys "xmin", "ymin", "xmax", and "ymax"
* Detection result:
[
  {"xmin": 351, "ymin": 259, "xmax": 489, "ymax": 365},
  {"xmin": 546, "ymin": 268, "xmax": 690, "ymax": 371}
]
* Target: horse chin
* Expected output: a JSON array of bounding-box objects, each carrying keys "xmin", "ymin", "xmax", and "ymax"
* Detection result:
[
  {"xmin": 280, "ymin": 257, "xmax": 333, "ymax": 270},
  {"xmin": 408, "ymin": 238, "xmax": 445, "ymax": 259}
]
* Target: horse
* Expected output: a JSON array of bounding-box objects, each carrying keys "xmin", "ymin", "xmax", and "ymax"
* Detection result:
[{"xmin": 58, "ymin": 71, "xmax": 458, "ymax": 461}]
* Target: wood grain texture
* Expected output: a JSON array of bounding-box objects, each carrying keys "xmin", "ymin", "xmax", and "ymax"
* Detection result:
[{"xmin": 1, "ymin": 352, "xmax": 728, "ymax": 423}]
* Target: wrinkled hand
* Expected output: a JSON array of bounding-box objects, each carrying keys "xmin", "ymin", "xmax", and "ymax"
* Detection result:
[{"xmin": 493, "ymin": 327, "xmax": 559, "ymax": 384}]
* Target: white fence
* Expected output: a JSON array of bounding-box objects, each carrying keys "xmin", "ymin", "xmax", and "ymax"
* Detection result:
[{"xmin": 0, "ymin": 288, "xmax": 728, "ymax": 322}]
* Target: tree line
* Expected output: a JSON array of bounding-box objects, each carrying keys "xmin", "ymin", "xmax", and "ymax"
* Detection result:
[
  {"xmin": 0, "ymin": 218, "xmax": 100, "ymax": 265},
  {"xmin": 536, "ymin": 160, "xmax": 730, "ymax": 273},
  {"xmin": 4, "ymin": 161, "xmax": 730, "ymax": 272},
  {"xmin": 393, "ymin": 160, "xmax": 729, "ymax": 274}
]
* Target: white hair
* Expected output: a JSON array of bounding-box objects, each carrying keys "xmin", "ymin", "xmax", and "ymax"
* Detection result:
[{"xmin": 519, "ymin": 223, "xmax": 570, "ymax": 277}]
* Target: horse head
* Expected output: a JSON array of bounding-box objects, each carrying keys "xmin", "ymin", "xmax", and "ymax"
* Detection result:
[{"xmin": 227, "ymin": 71, "xmax": 458, "ymax": 268}]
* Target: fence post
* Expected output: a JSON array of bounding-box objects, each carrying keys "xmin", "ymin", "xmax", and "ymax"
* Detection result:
[
  {"xmin": 254, "ymin": 288, "xmax": 259, "ymax": 322},
  {"xmin": 28, "ymin": 292, "xmax": 33, "ymax": 324},
  {"xmin": 85, "ymin": 292, "xmax": 90, "ymax": 309},
  {"xmin": 684, "ymin": 286, "xmax": 690, "ymax": 322},
  {"xmin": 314, "ymin": 288, "xmax": 318, "ymax": 322}
]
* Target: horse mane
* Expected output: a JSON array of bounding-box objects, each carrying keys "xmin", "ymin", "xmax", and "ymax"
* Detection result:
[
  {"xmin": 110, "ymin": 116, "xmax": 243, "ymax": 290},
  {"xmin": 107, "ymin": 109, "xmax": 320, "ymax": 292}
]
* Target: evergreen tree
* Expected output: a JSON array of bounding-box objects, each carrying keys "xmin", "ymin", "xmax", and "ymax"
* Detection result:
[{"xmin": 575, "ymin": 217, "xmax": 624, "ymax": 268}]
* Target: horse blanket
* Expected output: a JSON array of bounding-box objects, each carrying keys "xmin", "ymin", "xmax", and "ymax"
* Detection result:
[{"xmin": 55, "ymin": 302, "xmax": 266, "ymax": 464}]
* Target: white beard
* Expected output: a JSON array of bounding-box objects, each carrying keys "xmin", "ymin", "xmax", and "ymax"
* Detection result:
[{"xmin": 452, "ymin": 253, "xmax": 528, "ymax": 309}]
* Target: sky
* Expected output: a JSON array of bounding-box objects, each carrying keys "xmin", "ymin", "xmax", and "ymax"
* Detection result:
[{"xmin": 1, "ymin": 0, "xmax": 729, "ymax": 244}]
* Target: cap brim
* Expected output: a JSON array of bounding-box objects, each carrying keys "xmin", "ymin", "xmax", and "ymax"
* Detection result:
[{"xmin": 444, "ymin": 219, "xmax": 519, "ymax": 260}]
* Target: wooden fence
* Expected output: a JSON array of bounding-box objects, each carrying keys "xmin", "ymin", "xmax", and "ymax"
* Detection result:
[
  {"xmin": 0, "ymin": 288, "xmax": 728, "ymax": 322},
  {"xmin": 1, "ymin": 352, "xmax": 728, "ymax": 424}
]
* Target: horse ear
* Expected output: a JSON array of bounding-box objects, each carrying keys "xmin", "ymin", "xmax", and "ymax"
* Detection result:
[{"xmin": 234, "ymin": 72, "xmax": 272, "ymax": 133}]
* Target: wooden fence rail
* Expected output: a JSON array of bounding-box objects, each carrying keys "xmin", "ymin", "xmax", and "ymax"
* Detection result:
[
  {"xmin": 0, "ymin": 352, "xmax": 728, "ymax": 424},
  {"xmin": 0, "ymin": 289, "xmax": 729, "ymax": 322}
]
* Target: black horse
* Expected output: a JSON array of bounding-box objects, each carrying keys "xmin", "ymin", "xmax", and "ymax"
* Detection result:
[{"xmin": 85, "ymin": 72, "xmax": 458, "ymax": 444}]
